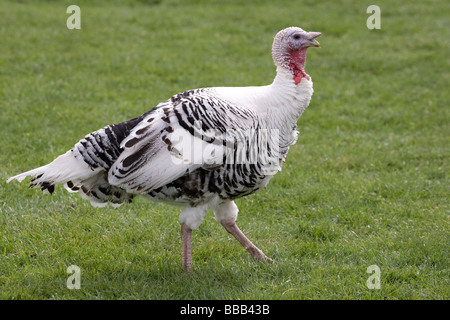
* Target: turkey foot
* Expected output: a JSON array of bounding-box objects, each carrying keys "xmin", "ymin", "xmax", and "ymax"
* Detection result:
[{"xmin": 220, "ymin": 218, "xmax": 273, "ymax": 263}]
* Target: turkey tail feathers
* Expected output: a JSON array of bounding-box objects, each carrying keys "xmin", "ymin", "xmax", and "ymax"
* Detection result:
[
  {"xmin": 7, "ymin": 149, "xmax": 96, "ymax": 192},
  {"xmin": 6, "ymin": 148, "xmax": 132, "ymax": 206}
]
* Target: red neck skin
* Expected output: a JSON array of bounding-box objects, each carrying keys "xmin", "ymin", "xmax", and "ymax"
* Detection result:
[{"xmin": 288, "ymin": 48, "xmax": 309, "ymax": 85}]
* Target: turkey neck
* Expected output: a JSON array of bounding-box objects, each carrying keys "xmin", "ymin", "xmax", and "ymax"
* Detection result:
[{"xmin": 265, "ymin": 66, "xmax": 314, "ymax": 138}]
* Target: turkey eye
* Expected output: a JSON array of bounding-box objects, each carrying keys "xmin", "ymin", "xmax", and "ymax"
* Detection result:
[{"xmin": 293, "ymin": 34, "xmax": 301, "ymax": 40}]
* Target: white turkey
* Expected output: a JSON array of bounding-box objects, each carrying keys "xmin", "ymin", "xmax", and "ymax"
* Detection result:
[{"xmin": 7, "ymin": 27, "xmax": 321, "ymax": 272}]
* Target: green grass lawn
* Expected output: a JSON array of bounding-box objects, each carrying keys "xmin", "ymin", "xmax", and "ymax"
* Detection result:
[{"xmin": 0, "ymin": 0, "xmax": 448, "ymax": 299}]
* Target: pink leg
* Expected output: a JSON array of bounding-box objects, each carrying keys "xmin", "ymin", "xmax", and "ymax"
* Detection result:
[
  {"xmin": 220, "ymin": 219, "xmax": 273, "ymax": 263},
  {"xmin": 181, "ymin": 223, "xmax": 193, "ymax": 272}
]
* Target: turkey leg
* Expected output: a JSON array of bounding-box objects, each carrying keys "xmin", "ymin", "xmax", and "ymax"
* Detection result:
[
  {"xmin": 220, "ymin": 218, "xmax": 273, "ymax": 263},
  {"xmin": 181, "ymin": 223, "xmax": 193, "ymax": 272}
]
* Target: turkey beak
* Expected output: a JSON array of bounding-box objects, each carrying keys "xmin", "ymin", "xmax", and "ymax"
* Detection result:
[{"xmin": 304, "ymin": 32, "xmax": 321, "ymax": 48}]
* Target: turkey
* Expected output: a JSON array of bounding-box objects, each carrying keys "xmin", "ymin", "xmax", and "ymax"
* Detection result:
[{"xmin": 7, "ymin": 27, "xmax": 321, "ymax": 272}]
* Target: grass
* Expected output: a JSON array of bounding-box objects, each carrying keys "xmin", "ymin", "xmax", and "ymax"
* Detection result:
[{"xmin": 0, "ymin": 0, "xmax": 448, "ymax": 299}]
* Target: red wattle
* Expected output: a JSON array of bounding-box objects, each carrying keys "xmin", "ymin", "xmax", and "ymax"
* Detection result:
[{"xmin": 288, "ymin": 48, "xmax": 309, "ymax": 85}]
